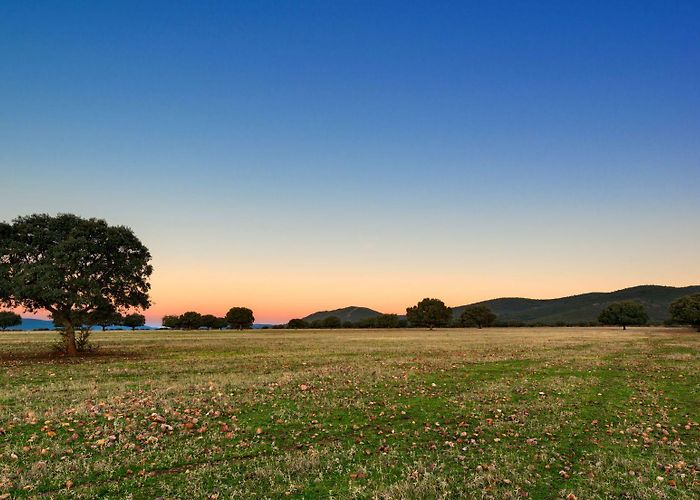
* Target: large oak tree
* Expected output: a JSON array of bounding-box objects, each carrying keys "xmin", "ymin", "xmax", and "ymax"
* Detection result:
[
  {"xmin": 0, "ymin": 214, "xmax": 152, "ymax": 355},
  {"xmin": 406, "ymin": 298, "xmax": 452, "ymax": 329},
  {"xmin": 598, "ymin": 301, "xmax": 648, "ymax": 330},
  {"xmin": 459, "ymin": 305, "xmax": 497, "ymax": 328},
  {"xmin": 123, "ymin": 313, "xmax": 146, "ymax": 331},
  {"xmin": 669, "ymin": 294, "xmax": 700, "ymax": 331},
  {"xmin": 226, "ymin": 307, "xmax": 254, "ymax": 330}
]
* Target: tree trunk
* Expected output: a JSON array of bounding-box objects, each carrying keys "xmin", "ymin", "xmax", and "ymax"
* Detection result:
[
  {"xmin": 623, "ymin": 325, "xmax": 626, "ymax": 330},
  {"xmin": 64, "ymin": 322, "xmax": 78, "ymax": 356}
]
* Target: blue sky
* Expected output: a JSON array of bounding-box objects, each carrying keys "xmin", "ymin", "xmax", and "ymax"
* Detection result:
[{"xmin": 1, "ymin": 1, "xmax": 699, "ymax": 322}]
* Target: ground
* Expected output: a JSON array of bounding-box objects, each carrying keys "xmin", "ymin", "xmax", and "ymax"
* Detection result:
[{"xmin": 0, "ymin": 327, "xmax": 698, "ymax": 499}]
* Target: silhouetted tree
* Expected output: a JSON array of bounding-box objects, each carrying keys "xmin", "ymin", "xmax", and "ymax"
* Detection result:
[
  {"xmin": 0, "ymin": 214, "xmax": 152, "ymax": 355},
  {"xmin": 459, "ymin": 305, "xmax": 497, "ymax": 328},
  {"xmin": 0, "ymin": 311, "xmax": 21, "ymax": 331},
  {"xmin": 213, "ymin": 317, "xmax": 228, "ymax": 330},
  {"xmin": 406, "ymin": 298, "xmax": 452, "ymax": 329},
  {"xmin": 91, "ymin": 308, "xmax": 123, "ymax": 331},
  {"xmin": 669, "ymin": 294, "xmax": 700, "ymax": 331},
  {"xmin": 200, "ymin": 314, "xmax": 218, "ymax": 330},
  {"xmin": 162, "ymin": 315, "xmax": 182, "ymax": 329},
  {"xmin": 179, "ymin": 311, "xmax": 203, "ymax": 330},
  {"xmin": 226, "ymin": 307, "xmax": 254, "ymax": 330},
  {"xmin": 287, "ymin": 318, "xmax": 308, "ymax": 329},
  {"xmin": 598, "ymin": 301, "xmax": 648, "ymax": 330},
  {"xmin": 123, "ymin": 313, "xmax": 146, "ymax": 331}
]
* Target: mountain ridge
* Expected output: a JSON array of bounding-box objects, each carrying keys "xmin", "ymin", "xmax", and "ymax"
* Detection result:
[
  {"xmin": 302, "ymin": 306, "xmax": 383, "ymax": 324},
  {"xmin": 300, "ymin": 285, "xmax": 700, "ymax": 325}
]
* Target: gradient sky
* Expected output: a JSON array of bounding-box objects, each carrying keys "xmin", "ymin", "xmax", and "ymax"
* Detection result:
[{"xmin": 2, "ymin": 1, "xmax": 699, "ymax": 324}]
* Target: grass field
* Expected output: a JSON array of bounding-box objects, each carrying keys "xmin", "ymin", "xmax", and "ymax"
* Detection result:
[{"xmin": 1, "ymin": 327, "xmax": 698, "ymax": 499}]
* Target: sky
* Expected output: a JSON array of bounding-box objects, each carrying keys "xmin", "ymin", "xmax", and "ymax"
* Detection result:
[{"xmin": 1, "ymin": 1, "xmax": 699, "ymax": 324}]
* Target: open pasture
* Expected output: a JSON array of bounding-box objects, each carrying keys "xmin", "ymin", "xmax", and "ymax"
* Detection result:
[{"xmin": 1, "ymin": 327, "xmax": 698, "ymax": 498}]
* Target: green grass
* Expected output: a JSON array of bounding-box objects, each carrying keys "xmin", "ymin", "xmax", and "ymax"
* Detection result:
[{"xmin": 1, "ymin": 327, "xmax": 698, "ymax": 498}]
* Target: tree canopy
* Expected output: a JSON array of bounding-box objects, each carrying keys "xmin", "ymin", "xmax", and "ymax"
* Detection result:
[
  {"xmin": 162, "ymin": 315, "xmax": 181, "ymax": 329},
  {"xmin": 226, "ymin": 307, "xmax": 254, "ymax": 330},
  {"xmin": 669, "ymin": 294, "xmax": 700, "ymax": 331},
  {"xmin": 406, "ymin": 298, "xmax": 452, "ymax": 329},
  {"xmin": 459, "ymin": 305, "xmax": 497, "ymax": 328},
  {"xmin": 0, "ymin": 214, "xmax": 152, "ymax": 354},
  {"xmin": 598, "ymin": 301, "xmax": 648, "ymax": 330},
  {"xmin": 199, "ymin": 314, "xmax": 218, "ymax": 330},
  {"xmin": 287, "ymin": 318, "xmax": 308, "ymax": 329},
  {"xmin": 91, "ymin": 308, "xmax": 124, "ymax": 331},
  {"xmin": 162, "ymin": 312, "xmax": 228, "ymax": 330},
  {"xmin": 0, "ymin": 311, "xmax": 21, "ymax": 331},
  {"xmin": 179, "ymin": 311, "xmax": 204, "ymax": 330},
  {"xmin": 122, "ymin": 313, "xmax": 146, "ymax": 330}
]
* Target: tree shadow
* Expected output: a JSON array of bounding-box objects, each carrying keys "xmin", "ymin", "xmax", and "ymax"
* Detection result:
[{"xmin": 0, "ymin": 348, "xmax": 145, "ymax": 364}]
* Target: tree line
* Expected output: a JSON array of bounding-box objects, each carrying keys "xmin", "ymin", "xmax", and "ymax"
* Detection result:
[
  {"xmin": 285, "ymin": 297, "xmax": 700, "ymax": 331},
  {"xmin": 161, "ymin": 307, "xmax": 254, "ymax": 330},
  {"xmin": 285, "ymin": 301, "xmax": 499, "ymax": 329},
  {"xmin": 1, "ymin": 214, "xmax": 700, "ymax": 356}
]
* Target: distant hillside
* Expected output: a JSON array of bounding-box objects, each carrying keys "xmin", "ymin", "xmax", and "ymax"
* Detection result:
[
  {"xmin": 303, "ymin": 306, "xmax": 382, "ymax": 324},
  {"xmin": 453, "ymin": 285, "xmax": 700, "ymax": 325},
  {"xmin": 299, "ymin": 285, "xmax": 700, "ymax": 326},
  {"xmin": 17, "ymin": 318, "xmax": 55, "ymax": 330}
]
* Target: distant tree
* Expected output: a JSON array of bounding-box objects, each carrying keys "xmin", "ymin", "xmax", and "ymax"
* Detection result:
[
  {"xmin": 406, "ymin": 298, "xmax": 452, "ymax": 329},
  {"xmin": 226, "ymin": 307, "xmax": 255, "ymax": 330},
  {"xmin": 213, "ymin": 317, "xmax": 228, "ymax": 330},
  {"xmin": 123, "ymin": 313, "xmax": 146, "ymax": 331},
  {"xmin": 669, "ymin": 294, "xmax": 700, "ymax": 331},
  {"xmin": 200, "ymin": 314, "xmax": 218, "ymax": 330},
  {"xmin": 91, "ymin": 308, "xmax": 123, "ymax": 331},
  {"xmin": 342, "ymin": 320, "xmax": 355, "ymax": 328},
  {"xmin": 0, "ymin": 311, "xmax": 21, "ymax": 331},
  {"xmin": 0, "ymin": 214, "xmax": 152, "ymax": 355},
  {"xmin": 162, "ymin": 315, "xmax": 182, "ymax": 329},
  {"xmin": 598, "ymin": 301, "xmax": 648, "ymax": 330},
  {"xmin": 287, "ymin": 318, "xmax": 308, "ymax": 329},
  {"xmin": 322, "ymin": 316, "xmax": 342, "ymax": 329},
  {"xmin": 309, "ymin": 319, "xmax": 323, "ymax": 328},
  {"xmin": 179, "ymin": 311, "xmax": 203, "ymax": 330},
  {"xmin": 375, "ymin": 313, "xmax": 400, "ymax": 328},
  {"xmin": 459, "ymin": 305, "xmax": 497, "ymax": 328}
]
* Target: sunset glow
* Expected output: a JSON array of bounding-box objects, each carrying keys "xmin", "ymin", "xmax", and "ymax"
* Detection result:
[{"xmin": 2, "ymin": 2, "xmax": 699, "ymax": 325}]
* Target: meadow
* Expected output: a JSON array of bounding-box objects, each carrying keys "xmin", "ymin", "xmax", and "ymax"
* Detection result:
[{"xmin": 0, "ymin": 327, "xmax": 698, "ymax": 499}]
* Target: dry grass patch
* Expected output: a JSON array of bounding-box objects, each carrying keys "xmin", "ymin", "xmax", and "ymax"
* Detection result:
[{"xmin": 1, "ymin": 327, "xmax": 698, "ymax": 498}]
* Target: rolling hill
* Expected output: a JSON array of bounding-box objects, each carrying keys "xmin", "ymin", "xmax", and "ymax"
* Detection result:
[
  {"xmin": 454, "ymin": 285, "xmax": 700, "ymax": 325},
  {"xmin": 302, "ymin": 306, "xmax": 383, "ymax": 324},
  {"xmin": 300, "ymin": 285, "xmax": 700, "ymax": 326}
]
